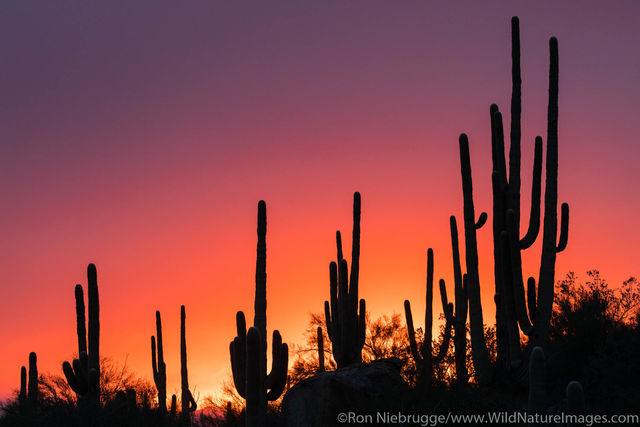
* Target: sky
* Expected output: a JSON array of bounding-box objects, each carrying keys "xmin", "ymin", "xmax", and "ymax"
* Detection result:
[{"xmin": 1, "ymin": 0, "xmax": 639, "ymax": 402}]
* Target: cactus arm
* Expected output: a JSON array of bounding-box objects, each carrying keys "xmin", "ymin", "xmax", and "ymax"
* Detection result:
[
  {"xmin": 556, "ymin": 203, "xmax": 569, "ymax": 253},
  {"xmin": 74, "ymin": 285, "xmax": 87, "ymax": 358},
  {"xmin": 424, "ymin": 249, "xmax": 434, "ymax": 361},
  {"xmin": 403, "ymin": 300, "xmax": 423, "ymax": 366},
  {"xmin": 230, "ymin": 311, "xmax": 247, "ymax": 398},
  {"xmin": 519, "ymin": 137, "xmax": 543, "ymax": 249},
  {"xmin": 475, "ymin": 212, "xmax": 488, "ymax": 229},
  {"xmin": 266, "ymin": 331, "xmax": 288, "ymax": 401},
  {"xmin": 151, "ymin": 336, "xmax": 158, "ymax": 382},
  {"xmin": 433, "ymin": 307, "xmax": 453, "ymax": 364}
]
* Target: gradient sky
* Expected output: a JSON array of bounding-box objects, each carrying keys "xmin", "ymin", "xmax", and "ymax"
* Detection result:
[{"xmin": 1, "ymin": 1, "xmax": 639, "ymax": 402}]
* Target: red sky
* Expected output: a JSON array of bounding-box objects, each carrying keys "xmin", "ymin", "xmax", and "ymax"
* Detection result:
[{"xmin": 1, "ymin": 1, "xmax": 639, "ymax": 401}]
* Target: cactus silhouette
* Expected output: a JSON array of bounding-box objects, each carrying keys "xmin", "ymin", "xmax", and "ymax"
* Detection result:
[
  {"xmin": 229, "ymin": 200, "xmax": 289, "ymax": 427},
  {"xmin": 458, "ymin": 134, "xmax": 491, "ymax": 385},
  {"xmin": 324, "ymin": 192, "xmax": 367, "ymax": 369},
  {"xmin": 62, "ymin": 264, "xmax": 100, "ymax": 403},
  {"xmin": 151, "ymin": 310, "xmax": 167, "ymax": 413},
  {"xmin": 180, "ymin": 305, "xmax": 197, "ymax": 425},
  {"xmin": 404, "ymin": 248, "xmax": 453, "ymax": 386},
  {"xmin": 18, "ymin": 352, "xmax": 38, "ymax": 408},
  {"xmin": 317, "ymin": 326, "xmax": 325, "ymax": 373},
  {"xmin": 566, "ymin": 381, "xmax": 585, "ymax": 427},
  {"xmin": 449, "ymin": 217, "xmax": 469, "ymax": 385},
  {"xmin": 170, "ymin": 394, "xmax": 177, "ymax": 417},
  {"xmin": 458, "ymin": 17, "xmax": 570, "ymax": 382}
]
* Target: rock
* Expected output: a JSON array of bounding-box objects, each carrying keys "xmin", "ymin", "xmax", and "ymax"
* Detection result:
[{"xmin": 283, "ymin": 358, "xmax": 409, "ymax": 427}]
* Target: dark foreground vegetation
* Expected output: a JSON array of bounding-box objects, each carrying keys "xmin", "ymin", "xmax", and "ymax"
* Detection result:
[{"xmin": 2, "ymin": 16, "xmax": 639, "ymax": 427}]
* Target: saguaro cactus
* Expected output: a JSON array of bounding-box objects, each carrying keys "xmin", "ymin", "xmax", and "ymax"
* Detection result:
[
  {"xmin": 229, "ymin": 201, "xmax": 289, "ymax": 427},
  {"xmin": 404, "ymin": 249, "xmax": 453, "ymax": 386},
  {"xmin": 458, "ymin": 134, "xmax": 491, "ymax": 385},
  {"xmin": 180, "ymin": 305, "xmax": 197, "ymax": 425},
  {"xmin": 19, "ymin": 352, "xmax": 38, "ymax": 407},
  {"xmin": 566, "ymin": 381, "xmax": 585, "ymax": 427},
  {"xmin": 62, "ymin": 264, "xmax": 100, "ymax": 403},
  {"xmin": 493, "ymin": 19, "xmax": 569, "ymax": 354},
  {"xmin": 324, "ymin": 192, "xmax": 367, "ymax": 369},
  {"xmin": 151, "ymin": 310, "xmax": 167, "ymax": 413},
  {"xmin": 449, "ymin": 217, "xmax": 469, "ymax": 385},
  {"xmin": 317, "ymin": 327, "xmax": 325, "ymax": 373}
]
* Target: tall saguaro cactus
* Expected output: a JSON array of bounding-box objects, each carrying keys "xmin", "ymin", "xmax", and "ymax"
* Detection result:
[
  {"xmin": 491, "ymin": 18, "xmax": 569, "ymax": 356},
  {"xmin": 151, "ymin": 310, "xmax": 167, "ymax": 413},
  {"xmin": 324, "ymin": 192, "xmax": 367, "ymax": 369},
  {"xmin": 230, "ymin": 201, "xmax": 289, "ymax": 427},
  {"xmin": 62, "ymin": 264, "xmax": 100, "ymax": 403},
  {"xmin": 180, "ymin": 305, "xmax": 197, "ymax": 425},
  {"xmin": 458, "ymin": 134, "xmax": 491, "ymax": 384},
  {"xmin": 404, "ymin": 249, "xmax": 453, "ymax": 386}
]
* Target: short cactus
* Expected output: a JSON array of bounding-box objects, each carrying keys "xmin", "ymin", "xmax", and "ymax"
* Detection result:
[
  {"xmin": 566, "ymin": 381, "xmax": 585, "ymax": 427},
  {"xmin": 229, "ymin": 200, "xmax": 288, "ymax": 427},
  {"xmin": 62, "ymin": 264, "xmax": 100, "ymax": 403},
  {"xmin": 19, "ymin": 352, "xmax": 38, "ymax": 408},
  {"xmin": 317, "ymin": 326, "xmax": 325, "ymax": 373},
  {"xmin": 324, "ymin": 192, "xmax": 367, "ymax": 369}
]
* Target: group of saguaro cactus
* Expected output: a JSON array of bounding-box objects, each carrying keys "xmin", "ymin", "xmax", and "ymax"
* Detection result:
[
  {"xmin": 403, "ymin": 248, "xmax": 453, "ymax": 386},
  {"xmin": 453, "ymin": 17, "xmax": 569, "ymax": 384},
  {"xmin": 150, "ymin": 307, "xmax": 196, "ymax": 424},
  {"xmin": 18, "ymin": 352, "xmax": 38, "ymax": 408},
  {"xmin": 62, "ymin": 263, "xmax": 101, "ymax": 403},
  {"xmin": 324, "ymin": 192, "xmax": 367, "ymax": 369},
  {"xmin": 230, "ymin": 201, "xmax": 289, "ymax": 427}
]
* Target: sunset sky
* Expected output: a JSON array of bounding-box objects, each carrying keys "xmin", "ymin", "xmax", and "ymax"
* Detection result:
[{"xmin": 1, "ymin": 1, "xmax": 639, "ymax": 402}]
